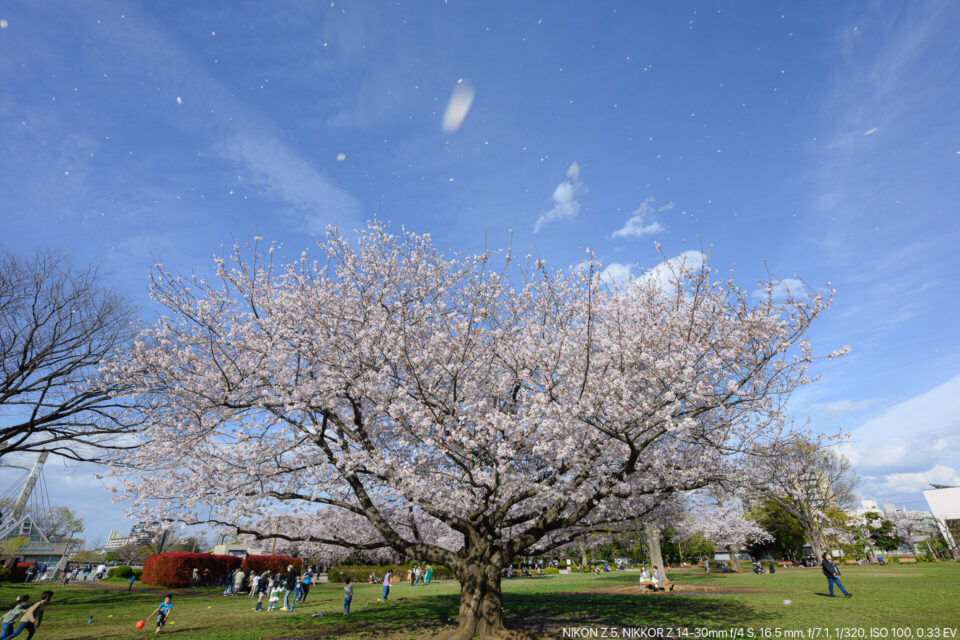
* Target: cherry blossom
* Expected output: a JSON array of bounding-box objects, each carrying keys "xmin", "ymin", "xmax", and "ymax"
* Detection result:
[{"xmin": 103, "ymin": 222, "xmax": 833, "ymax": 639}]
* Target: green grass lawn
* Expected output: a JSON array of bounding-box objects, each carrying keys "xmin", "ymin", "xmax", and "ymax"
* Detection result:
[{"xmin": 2, "ymin": 563, "xmax": 957, "ymax": 639}]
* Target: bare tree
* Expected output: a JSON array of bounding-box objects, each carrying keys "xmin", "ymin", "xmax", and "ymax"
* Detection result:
[
  {"xmin": 0, "ymin": 248, "xmax": 136, "ymax": 462},
  {"xmin": 752, "ymin": 440, "xmax": 859, "ymax": 561},
  {"xmin": 32, "ymin": 505, "xmax": 85, "ymax": 543}
]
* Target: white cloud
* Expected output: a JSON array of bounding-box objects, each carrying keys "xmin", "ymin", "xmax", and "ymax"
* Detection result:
[
  {"xmin": 638, "ymin": 250, "xmax": 706, "ymax": 291},
  {"xmin": 878, "ymin": 465, "xmax": 960, "ymax": 495},
  {"xmin": 839, "ymin": 375, "xmax": 960, "ymax": 504},
  {"xmin": 599, "ymin": 262, "xmax": 633, "ymax": 287},
  {"xmin": 534, "ymin": 162, "xmax": 583, "ymax": 232},
  {"xmin": 612, "ymin": 197, "xmax": 671, "ymax": 239},
  {"xmin": 600, "ymin": 250, "xmax": 706, "ymax": 292},
  {"xmin": 840, "ymin": 374, "xmax": 960, "ymax": 475},
  {"xmin": 752, "ymin": 277, "xmax": 807, "ymax": 300}
]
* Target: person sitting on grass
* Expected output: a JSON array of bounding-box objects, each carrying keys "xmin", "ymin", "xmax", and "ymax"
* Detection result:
[
  {"xmin": 0, "ymin": 591, "xmax": 52, "ymax": 640},
  {"xmin": 0, "ymin": 596, "xmax": 29, "ymax": 639},
  {"xmin": 147, "ymin": 594, "xmax": 174, "ymax": 634}
]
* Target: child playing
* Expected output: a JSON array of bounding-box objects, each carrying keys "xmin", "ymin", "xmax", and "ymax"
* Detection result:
[
  {"xmin": 147, "ymin": 594, "xmax": 173, "ymax": 633},
  {"xmin": 0, "ymin": 596, "xmax": 30, "ymax": 639},
  {"xmin": 2, "ymin": 591, "xmax": 52, "ymax": 640},
  {"xmin": 268, "ymin": 585, "xmax": 281, "ymax": 611}
]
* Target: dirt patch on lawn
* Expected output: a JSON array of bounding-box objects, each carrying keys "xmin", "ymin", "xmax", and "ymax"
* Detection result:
[{"xmin": 587, "ymin": 583, "xmax": 783, "ymax": 596}]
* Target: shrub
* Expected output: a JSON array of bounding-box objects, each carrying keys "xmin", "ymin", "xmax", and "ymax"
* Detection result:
[
  {"xmin": 327, "ymin": 564, "xmax": 453, "ymax": 583},
  {"xmin": 142, "ymin": 552, "xmax": 241, "ymax": 588},
  {"xmin": 10, "ymin": 563, "xmax": 36, "ymax": 583},
  {"xmin": 241, "ymin": 555, "xmax": 302, "ymax": 576},
  {"xmin": 0, "ymin": 567, "xmax": 11, "ymax": 583},
  {"xmin": 107, "ymin": 566, "xmax": 134, "ymax": 579},
  {"xmin": 543, "ymin": 567, "xmax": 560, "ymax": 575}
]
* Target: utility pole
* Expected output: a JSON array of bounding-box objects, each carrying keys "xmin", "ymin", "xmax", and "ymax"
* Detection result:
[{"xmin": 10, "ymin": 452, "xmax": 48, "ymax": 521}]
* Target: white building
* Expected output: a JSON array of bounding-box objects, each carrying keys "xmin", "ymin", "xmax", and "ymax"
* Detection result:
[
  {"xmin": 0, "ymin": 514, "xmax": 74, "ymax": 568},
  {"xmin": 922, "ymin": 485, "xmax": 960, "ymax": 554}
]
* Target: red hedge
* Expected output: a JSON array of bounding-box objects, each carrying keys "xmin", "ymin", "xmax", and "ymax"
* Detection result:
[
  {"xmin": 241, "ymin": 554, "xmax": 302, "ymax": 575},
  {"xmin": 142, "ymin": 552, "xmax": 241, "ymax": 588},
  {"xmin": 10, "ymin": 562, "xmax": 37, "ymax": 583}
]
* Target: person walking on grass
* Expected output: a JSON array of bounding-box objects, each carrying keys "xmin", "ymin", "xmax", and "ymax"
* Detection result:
[
  {"xmin": 343, "ymin": 578, "xmax": 353, "ymax": 615},
  {"xmin": 821, "ymin": 552, "xmax": 852, "ymax": 598},
  {"xmin": 128, "ymin": 574, "xmax": 136, "ymax": 591},
  {"xmin": 147, "ymin": 594, "xmax": 173, "ymax": 634},
  {"xmin": 299, "ymin": 569, "xmax": 312, "ymax": 604},
  {"xmin": 381, "ymin": 569, "xmax": 392, "ymax": 601},
  {"xmin": 0, "ymin": 596, "xmax": 29, "ymax": 639},
  {"xmin": 0, "ymin": 591, "xmax": 52, "ymax": 640}
]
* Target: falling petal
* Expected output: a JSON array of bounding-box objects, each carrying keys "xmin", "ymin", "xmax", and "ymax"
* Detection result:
[{"xmin": 442, "ymin": 82, "xmax": 475, "ymax": 133}]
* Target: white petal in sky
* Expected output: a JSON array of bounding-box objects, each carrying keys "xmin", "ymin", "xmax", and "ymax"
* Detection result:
[
  {"xmin": 0, "ymin": 19, "xmax": 8, "ymax": 29},
  {"xmin": 863, "ymin": 127, "xmax": 878, "ymax": 136},
  {"xmin": 336, "ymin": 153, "xmax": 346, "ymax": 162},
  {"xmin": 176, "ymin": 96, "xmax": 183, "ymax": 105},
  {"xmin": 442, "ymin": 81, "xmax": 475, "ymax": 133}
]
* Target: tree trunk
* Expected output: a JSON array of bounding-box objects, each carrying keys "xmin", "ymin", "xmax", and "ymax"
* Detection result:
[
  {"xmin": 644, "ymin": 522, "xmax": 664, "ymax": 570},
  {"xmin": 809, "ymin": 537, "xmax": 823, "ymax": 562},
  {"xmin": 578, "ymin": 537, "xmax": 587, "ymax": 566},
  {"xmin": 726, "ymin": 545, "xmax": 741, "ymax": 572},
  {"xmin": 436, "ymin": 563, "xmax": 525, "ymax": 640}
]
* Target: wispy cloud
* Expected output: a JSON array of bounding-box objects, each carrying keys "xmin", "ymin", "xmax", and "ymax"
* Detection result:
[
  {"xmin": 534, "ymin": 162, "xmax": 582, "ymax": 232},
  {"xmin": 223, "ymin": 132, "xmax": 362, "ymax": 233},
  {"xmin": 752, "ymin": 277, "xmax": 807, "ymax": 300},
  {"xmin": 810, "ymin": 398, "xmax": 879, "ymax": 419},
  {"xmin": 611, "ymin": 197, "xmax": 670, "ymax": 239}
]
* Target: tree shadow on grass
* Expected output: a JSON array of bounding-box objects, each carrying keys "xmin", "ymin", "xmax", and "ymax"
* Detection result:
[
  {"xmin": 290, "ymin": 589, "xmax": 772, "ymax": 639},
  {"xmin": 503, "ymin": 591, "xmax": 772, "ymax": 635}
]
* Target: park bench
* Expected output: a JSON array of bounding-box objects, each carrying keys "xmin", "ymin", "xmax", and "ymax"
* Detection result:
[
  {"xmin": 898, "ymin": 557, "xmax": 917, "ymax": 564},
  {"xmin": 778, "ymin": 562, "xmax": 793, "ymax": 567}
]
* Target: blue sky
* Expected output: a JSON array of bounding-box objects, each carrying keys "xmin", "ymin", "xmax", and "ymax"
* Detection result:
[{"xmin": 1, "ymin": 0, "xmax": 959, "ymax": 543}]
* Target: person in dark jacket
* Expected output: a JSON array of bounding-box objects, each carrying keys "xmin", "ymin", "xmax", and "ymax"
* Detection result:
[
  {"xmin": 282, "ymin": 565, "xmax": 297, "ymax": 612},
  {"xmin": 821, "ymin": 552, "xmax": 851, "ymax": 597}
]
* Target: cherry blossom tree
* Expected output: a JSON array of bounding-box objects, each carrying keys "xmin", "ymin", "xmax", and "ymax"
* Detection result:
[
  {"xmin": 750, "ymin": 439, "xmax": 858, "ymax": 561},
  {"xmin": 673, "ymin": 496, "xmax": 771, "ymax": 571},
  {"xmin": 104, "ymin": 223, "xmax": 833, "ymax": 639}
]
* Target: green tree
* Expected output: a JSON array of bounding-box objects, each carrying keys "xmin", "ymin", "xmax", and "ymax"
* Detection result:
[
  {"xmin": 33, "ymin": 506, "xmax": 84, "ymax": 543},
  {"xmin": 864, "ymin": 512, "xmax": 900, "ymax": 551},
  {"xmin": 748, "ymin": 499, "xmax": 806, "ymax": 558},
  {"xmin": 0, "ymin": 536, "xmax": 29, "ymax": 559}
]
